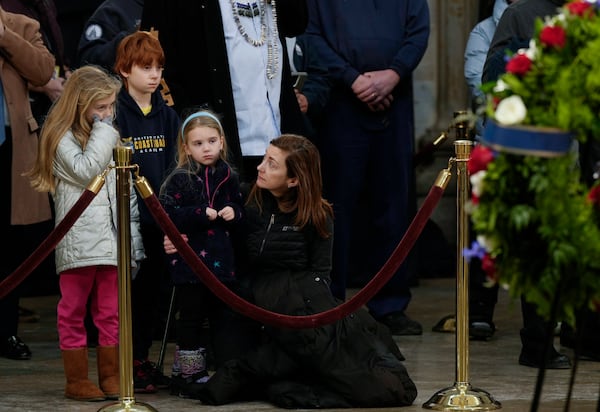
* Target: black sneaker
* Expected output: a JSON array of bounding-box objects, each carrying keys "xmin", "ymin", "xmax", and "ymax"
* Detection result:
[
  {"xmin": 133, "ymin": 359, "xmax": 158, "ymax": 393},
  {"xmin": 0, "ymin": 336, "xmax": 32, "ymax": 360},
  {"xmin": 141, "ymin": 360, "xmax": 171, "ymax": 389},
  {"xmin": 377, "ymin": 312, "xmax": 423, "ymax": 336}
]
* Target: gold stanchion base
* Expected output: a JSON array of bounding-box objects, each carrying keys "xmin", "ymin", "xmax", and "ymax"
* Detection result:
[
  {"xmin": 97, "ymin": 398, "xmax": 159, "ymax": 412},
  {"xmin": 423, "ymin": 383, "xmax": 502, "ymax": 411}
]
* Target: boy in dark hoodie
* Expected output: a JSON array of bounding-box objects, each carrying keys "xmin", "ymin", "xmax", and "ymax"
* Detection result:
[{"xmin": 114, "ymin": 30, "xmax": 180, "ymax": 393}]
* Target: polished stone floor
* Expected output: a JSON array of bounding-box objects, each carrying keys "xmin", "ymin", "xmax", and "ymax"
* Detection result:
[{"xmin": 1, "ymin": 278, "xmax": 598, "ymax": 412}]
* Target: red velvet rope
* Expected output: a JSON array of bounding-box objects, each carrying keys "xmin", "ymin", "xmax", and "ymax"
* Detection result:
[
  {"xmin": 145, "ymin": 185, "xmax": 444, "ymax": 329},
  {"xmin": 0, "ymin": 179, "xmax": 444, "ymax": 329},
  {"xmin": 0, "ymin": 189, "xmax": 98, "ymax": 300}
]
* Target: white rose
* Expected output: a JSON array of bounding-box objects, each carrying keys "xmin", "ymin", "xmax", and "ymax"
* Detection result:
[
  {"xmin": 476, "ymin": 235, "xmax": 496, "ymax": 252},
  {"xmin": 555, "ymin": 13, "xmax": 567, "ymax": 25},
  {"xmin": 470, "ymin": 170, "xmax": 486, "ymax": 198},
  {"xmin": 524, "ymin": 40, "xmax": 537, "ymax": 60},
  {"xmin": 495, "ymin": 95, "xmax": 527, "ymax": 125},
  {"xmin": 493, "ymin": 78, "xmax": 509, "ymax": 93}
]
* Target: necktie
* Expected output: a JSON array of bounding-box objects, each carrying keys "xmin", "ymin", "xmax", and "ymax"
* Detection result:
[{"xmin": 0, "ymin": 81, "xmax": 6, "ymax": 146}]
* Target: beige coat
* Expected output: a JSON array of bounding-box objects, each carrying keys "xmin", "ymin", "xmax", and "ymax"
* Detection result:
[{"xmin": 0, "ymin": 7, "xmax": 54, "ymax": 225}]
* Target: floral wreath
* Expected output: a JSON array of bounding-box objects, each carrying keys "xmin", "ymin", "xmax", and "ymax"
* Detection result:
[{"xmin": 466, "ymin": 0, "xmax": 600, "ymax": 325}]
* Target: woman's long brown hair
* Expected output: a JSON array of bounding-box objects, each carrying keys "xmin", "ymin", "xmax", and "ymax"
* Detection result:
[{"xmin": 247, "ymin": 134, "xmax": 333, "ymax": 238}]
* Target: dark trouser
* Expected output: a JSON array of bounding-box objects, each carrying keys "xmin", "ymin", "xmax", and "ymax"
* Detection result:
[
  {"xmin": 318, "ymin": 92, "xmax": 413, "ymax": 318},
  {"xmin": 0, "ymin": 136, "xmax": 18, "ymax": 339},
  {"xmin": 470, "ymin": 257, "xmax": 556, "ymax": 351},
  {"xmin": 560, "ymin": 309, "xmax": 600, "ymax": 354},
  {"xmin": 520, "ymin": 297, "xmax": 559, "ymax": 357},
  {"xmin": 469, "ymin": 257, "xmax": 498, "ymax": 324},
  {"xmin": 176, "ymin": 283, "xmax": 258, "ymax": 369},
  {"xmin": 131, "ymin": 223, "xmax": 172, "ymax": 361},
  {"xmin": 0, "ymin": 134, "xmax": 54, "ymax": 339}
]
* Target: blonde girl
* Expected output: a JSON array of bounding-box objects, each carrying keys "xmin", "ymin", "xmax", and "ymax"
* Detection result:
[{"xmin": 27, "ymin": 65, "xmax": 145, "ymax": 402}]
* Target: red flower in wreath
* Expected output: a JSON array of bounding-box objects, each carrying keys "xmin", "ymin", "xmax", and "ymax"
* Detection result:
[
  {"xmin": 468, "ymin": 145, "xmax": 495, "ymax": 174},
  {"xmin": 505, "ymin": 53, "xmax": 532, "ymax": 76},
  {"xmin": 567, "ymin": 0, "xmax": 593, "ymax": 16},
  {"xmin": 539, "ymin": 25, "xmax": 566, "ymax": 48},
  {"xmin": 588, "ymin": 184, "xmax": 600, "ymax": 205},
  {"xmin": 481, "ymin": 254, "xmax": 498, "ymax": 282}
]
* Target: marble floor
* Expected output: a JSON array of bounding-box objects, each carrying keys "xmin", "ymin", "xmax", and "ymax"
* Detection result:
[{"xmin": 1, "ymin": 278, "xmax": 598, "ymax": 412}]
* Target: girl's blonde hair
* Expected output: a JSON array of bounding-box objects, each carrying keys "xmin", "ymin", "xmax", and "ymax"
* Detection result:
[{"xmin": 27, "ymin": 65, "xmax": 122, "ymax": 193}]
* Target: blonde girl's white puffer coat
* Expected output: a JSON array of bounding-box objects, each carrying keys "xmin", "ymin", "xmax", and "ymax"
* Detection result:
[{"xmin": 52, "ymin": 120, "xmax": 145, "ymax": 274}]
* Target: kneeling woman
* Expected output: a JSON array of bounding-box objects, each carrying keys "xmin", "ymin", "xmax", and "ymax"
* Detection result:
[{"xmin": 174, "ymin": 134, "xmax": 418, "ymax": 408}]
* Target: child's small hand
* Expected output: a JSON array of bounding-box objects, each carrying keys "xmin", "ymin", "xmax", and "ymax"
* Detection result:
[
  {"xmin": 218, "ymin": 206, "xmax": 235, "ymax": 221},
  {"xmin": 206, "ymin": 207, "xmax": 218, "ymax": 221},
  {"xmin": 131, "ymin": 260, "xmax": 142, "ymax": 279},
  {"xmin": 164, "ymin": 234, "xmax": 188, "ymax": 254}
]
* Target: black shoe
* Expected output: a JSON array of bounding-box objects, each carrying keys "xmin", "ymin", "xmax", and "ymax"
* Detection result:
[
  {"xmin": 377, "ymin": 312, "xmax": 423, "ymax": 336},
  {"xmin": 133, "ymin": 359, "xmax": 158, "ymax": 393},
  {"xmin": 143, "ymin": 360, "xmax": 172, "ymax": 389},
  {"xmin": 470, "ymin": 321, "xmax": 495, "ymax": 341},
  {"xmin": 152, "ymin": 370, "xmax": 172, "ymax": 388},
  {"xmin": 519, "ymin": 348, "xmax": 571, "ymax": 369},
  {"xmin": 573, "ymin": 348, "xmax": 600, "ymax": 361},
  {"xmin": 0, "ymin": 336, "xmax": 32, "ymax": 360},
  {"xmin": 170, "ymin": 373, "xmax": 209, "ymax": 399},
  {"xmin": 560, "ymin": 337, "xmax": 600, "ymax": 361}
]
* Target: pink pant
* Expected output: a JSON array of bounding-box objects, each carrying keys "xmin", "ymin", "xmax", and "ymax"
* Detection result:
[{"xmin": 57, "ymin": 265, "xmax": 119, "ymax": 350}]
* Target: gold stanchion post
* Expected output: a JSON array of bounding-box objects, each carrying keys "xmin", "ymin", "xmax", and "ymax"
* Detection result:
[
  {"xmin": 98, "ymin": 146, "xmax": 158, "ymax": 412},
  {"xmin": 422, "ymin": 135, "xmax": 501, "ymax": 411}
]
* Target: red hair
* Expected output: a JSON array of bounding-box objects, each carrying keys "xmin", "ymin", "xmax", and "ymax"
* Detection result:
[{"xmin": 114, "ymin": 31, "xmax": 165, "ymax": 81}]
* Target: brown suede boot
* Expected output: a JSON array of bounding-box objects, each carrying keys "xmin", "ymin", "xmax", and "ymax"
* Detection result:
[
  {"xmin": 97, "ymin": 345, "xmax": 120, "ymax": 399},
  {"xmin": 62, "ymin": 348, "xmax": 106, "ymax": 401}
]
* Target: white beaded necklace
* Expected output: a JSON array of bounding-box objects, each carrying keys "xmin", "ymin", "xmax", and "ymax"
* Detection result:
[{"xmin": 229, "ymin": 0, "xmax": 280, "ymax": 79}]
